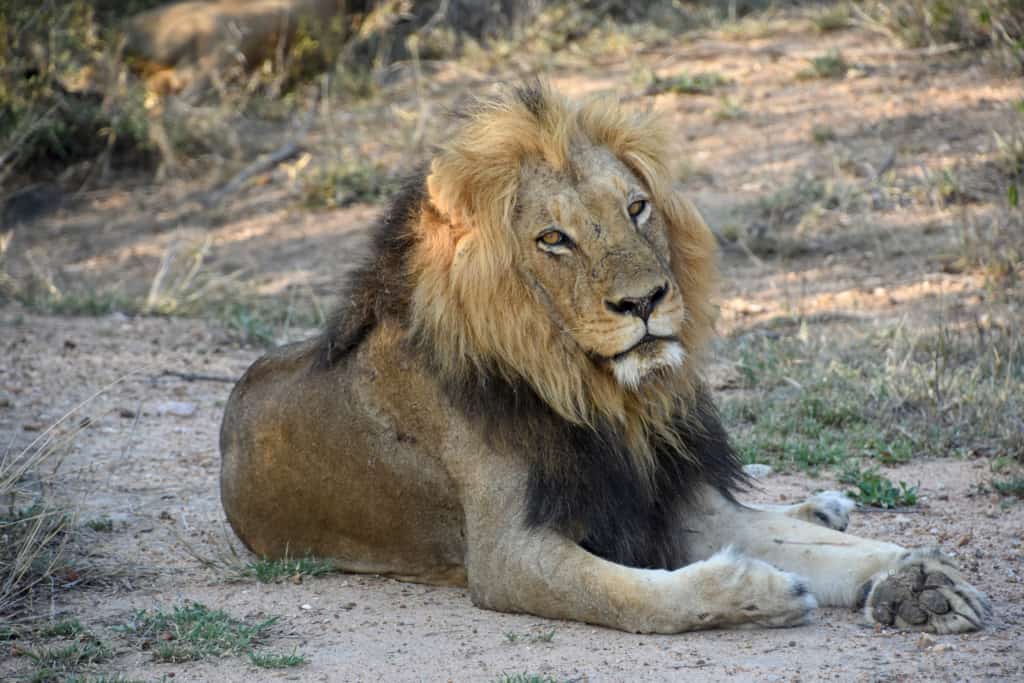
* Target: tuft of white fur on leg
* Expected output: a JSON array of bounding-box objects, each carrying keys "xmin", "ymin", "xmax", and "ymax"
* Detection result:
[{"xmin": 704, "ymin": 547, "xmax": 818, "ymax": 629}]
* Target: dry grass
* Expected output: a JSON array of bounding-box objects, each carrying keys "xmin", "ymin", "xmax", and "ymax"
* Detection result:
[
  {"xmin": 855, "ymin": 0, "xmax": 1024, "ymax": 70},
  {"xmin": 0, "ymin": 377, "xmax": 137, "ymax": 622},
  {"xmin": 1, "ymin": 423, "xmax": 77, "ymax": 620},
  {"xmin": 722, "ymin": 307, "xmax": 1024, "ymax": 487}
]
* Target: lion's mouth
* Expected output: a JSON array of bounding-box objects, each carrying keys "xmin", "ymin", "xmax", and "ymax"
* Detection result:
[
  {"xmin": 611, "ymin": 334, "xmax": 679, "ymax": 362},
  {"xmin": 606, "ymin": 335, "xmax": 686, "ymax": 389}
]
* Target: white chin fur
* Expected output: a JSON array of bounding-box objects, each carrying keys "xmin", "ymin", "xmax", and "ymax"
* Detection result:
[{"xmin": 611, "ymin": 341, "xmax": 686, "ymax": 389}]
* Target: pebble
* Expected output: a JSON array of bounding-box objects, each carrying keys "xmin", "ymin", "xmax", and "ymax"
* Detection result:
[
  {"xmin": 743, "ymin": 463, "xmax": 774, "ymax": 479},
  {"xmin": 155, "ymin": 400, "xmax": 197, "ymax": 417}
]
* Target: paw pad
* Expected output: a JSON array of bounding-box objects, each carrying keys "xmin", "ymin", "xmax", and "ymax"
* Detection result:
[{"xmin": 866, "ymin": 551, "xmax": 991, "ymax": 634}]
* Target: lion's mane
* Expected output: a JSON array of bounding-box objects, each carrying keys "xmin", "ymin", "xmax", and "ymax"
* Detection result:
[{"xmin": 319, "ymin": 84, "xmax": 746, "ymax": 569}]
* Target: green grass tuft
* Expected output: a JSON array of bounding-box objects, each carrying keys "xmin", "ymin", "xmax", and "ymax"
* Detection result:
[
  {"xmin": 39, "ymin": 619, "xmax": 86, "ymax": 638},
  {"xmin": 840, "ymin": 465, "xmax": 919, "ymax": 508},
  {"xmin": 249, "ymin": 648, "xmax": 308, "ymax": 668},
  {"xmin": 244, "ymin": 555, "xmax": 337, "ymax": 583},
  {"xmin": 495, "ymin": 675, "xmax": 565, "ymax": 683},
  {"xmin": 992, "ymin": 478, "xmax": 1024, "ymax": 498},
  {"xmin": 85, "ymin": 518, "xmax": 114, "ymax": 533},
  {"xmin": 647, "ymin": 71, "xmax": 732, "ymax": 96},
  {"xmin": 800, "ymin": 49, "xmax": 849, "ymax": 79},
  {"xmin": 812, "ymin": 124, "xmax": 837, "ymax": 144},
  {"xmin": 117, "ymin": 602, "xmax": 277, "ymax": 663},
  {"xmin": 25, "ymin": 640, "xmax": 112, "ymax": 681}
]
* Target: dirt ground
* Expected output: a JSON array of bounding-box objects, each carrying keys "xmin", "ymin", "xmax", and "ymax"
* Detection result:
[{"xmin": 2, "ymin": 15, "xmax": 1023, "ymax": 683}]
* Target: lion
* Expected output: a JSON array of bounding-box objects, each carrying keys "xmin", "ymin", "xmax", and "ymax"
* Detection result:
[{"xmin": 220, "ymin": 84, "xmax": 991, "ymax": 634}]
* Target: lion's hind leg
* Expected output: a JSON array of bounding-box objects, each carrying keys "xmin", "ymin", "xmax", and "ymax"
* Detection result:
[
  {"xmin": 692, "ymin": 488, "xmax": 991, "ymax": 633},
  {"xmin": 750, "ymin": 490, "xmax": 855, "ymax": 531},
  {"xmin": 781, "ymin": 490, "xmax": 855, "ymax": 531}
]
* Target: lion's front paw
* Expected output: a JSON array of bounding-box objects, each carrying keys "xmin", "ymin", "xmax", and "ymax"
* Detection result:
[
  {"xmin": 865, "ymin": 548, "xmax": 991, "ymax": 634},
  {"xmin": 710, "ymin": 549, "xmax": 817, "ymax": 629},
  {"xmin": 790, "ymin": 490, "xmax": 854, "ymax": 531}
]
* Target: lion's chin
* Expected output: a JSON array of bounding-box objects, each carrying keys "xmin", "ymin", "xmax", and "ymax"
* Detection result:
[{"xmin": 610, "ymin": 340, "xmax": 686, "ymax": 389}]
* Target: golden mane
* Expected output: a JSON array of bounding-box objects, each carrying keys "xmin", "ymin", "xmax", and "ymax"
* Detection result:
[{"xmin": 408, "ymin": 84, "xmax": 720, "ymax": 461}]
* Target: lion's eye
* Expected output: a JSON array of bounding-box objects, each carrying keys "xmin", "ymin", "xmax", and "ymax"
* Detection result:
[
  {"xmin": 538, "ymin": 229, "xmax": 572, "ymax": 249},
  {"xmin": 627, "ymin": 199, "xmax": 648, "ymax": 219}
]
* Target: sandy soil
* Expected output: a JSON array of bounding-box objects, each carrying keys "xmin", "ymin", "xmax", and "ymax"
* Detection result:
[
  {"xmin": 2, "ymin": 313, "xmax": 1022, "ymax": 682},
  {"xmin": 3, "ymin": 16, "xmax": 1023, "ymax": 683}
]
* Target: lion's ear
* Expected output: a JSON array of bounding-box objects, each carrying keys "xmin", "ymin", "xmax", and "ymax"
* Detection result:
[
  {"xmin": 426, "ymin": 167, "xmax": 460, "ymax": 225},
  {"xmin": 425, "ymin": 156, "xmax": 517, "ymax": 255}
]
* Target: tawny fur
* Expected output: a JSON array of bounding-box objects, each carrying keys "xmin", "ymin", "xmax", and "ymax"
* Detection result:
[{"xmin": 220, "ymin": 84, "xmax": 991, "ymax": 635}]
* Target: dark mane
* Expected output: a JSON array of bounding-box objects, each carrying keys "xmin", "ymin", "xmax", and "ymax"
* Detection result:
[
  {"xmin": 317, "ymin": 172, "xmax": 426, "ymax": 368},
  {"xmin": 439, "ymin": 366, "xmax": 748, "ymax": 570}
]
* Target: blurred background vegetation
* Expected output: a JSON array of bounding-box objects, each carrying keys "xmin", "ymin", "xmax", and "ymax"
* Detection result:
[{"xmin": 1, "ymin": 0, "xmax": 1021, "ymax": 185}]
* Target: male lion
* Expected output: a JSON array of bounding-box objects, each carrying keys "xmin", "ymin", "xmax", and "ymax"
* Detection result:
[{"xmin": 220, "ymin": 84, "xmax": 990, "ymax": 634}]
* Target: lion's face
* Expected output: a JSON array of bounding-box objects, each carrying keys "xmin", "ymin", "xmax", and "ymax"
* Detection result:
[
  {"xmin": 415, "ymin": 84, "xmax": 719, "ymax": 434},
  {"xmin": 513, "ymin": 144, "xmax": 687, "ymax": 388}
]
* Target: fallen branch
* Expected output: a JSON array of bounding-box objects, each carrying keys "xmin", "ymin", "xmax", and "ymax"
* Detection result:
[
  {"xmin": 200, "ymin": 89, "xmax": 319, "ymax": 208},
  {"xmin": 201, "ymin": 141, "xmax": 303, "ymax": 208},
  {"xmin": 854, "ymin": 43, "xmax": 962, "ymax": 59},
  {"xmin": 158, "ymin": 370, "xmax": 237, "ymax": 383}
]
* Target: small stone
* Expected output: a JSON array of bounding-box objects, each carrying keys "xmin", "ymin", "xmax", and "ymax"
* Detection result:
[
  {"xmin": 917, "ymin": 633, "xmax": 937, "ymax": 650},
  {"xmin": 743, "ymin": 463, "xmax": 774, "ymax": 479},
  {"xmin": 301, "ymin": 604, "xmax": 312, "ymax": 610},
  {"xmin": 155, "ymin": 401, "xmax": 197, "ymax": 417}
]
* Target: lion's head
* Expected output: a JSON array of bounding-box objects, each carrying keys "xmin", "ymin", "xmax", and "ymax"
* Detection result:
[{"xmin": 405, "ymin": 84, "xmax": 719, "ymax": 459}]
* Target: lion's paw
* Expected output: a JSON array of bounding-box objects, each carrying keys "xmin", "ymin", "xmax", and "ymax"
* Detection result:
[
  {"xmin": 865, "ymin": 548, "xmax": 991, "ymax": 634},
  {"xmin": 790, "ymin": 490, "xmax": 854, "ymax": 531},
  {"xmin": 711, "ymin": 549, "xmax": 817, "ymax": 629}
]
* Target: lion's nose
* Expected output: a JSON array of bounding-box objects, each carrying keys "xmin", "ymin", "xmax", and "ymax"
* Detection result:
[{"xmin": 605, "ymin": 282, "xmax": 668, "ymax": 322}]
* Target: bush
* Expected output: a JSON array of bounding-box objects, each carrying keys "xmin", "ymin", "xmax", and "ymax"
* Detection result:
[
  {"xmin": 860, "ymin": 0, "xmax": 1023, "ymax": 70},
  {"xmin": 0, "ymin": 1, "xmax": 157, "ymax": 179}
]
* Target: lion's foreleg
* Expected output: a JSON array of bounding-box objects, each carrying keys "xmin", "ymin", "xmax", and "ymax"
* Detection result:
[
  {"xmin": 688, "ymin": 488, "xmax": 991, "ymax": 633},
  {"xmin": 458, "ymin": 463, "xmax": 814, "ymax": 633},
  {"xmin": 465, "ymin": 524, "xmax": 817, "ymax": 633}
]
